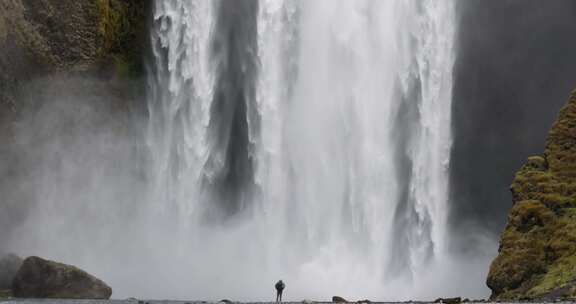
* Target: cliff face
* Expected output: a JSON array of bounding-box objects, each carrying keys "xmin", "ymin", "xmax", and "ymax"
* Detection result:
[
  {"xmin": 0, "ymin": 0, "xmax": 149, "ymax": 250},
  {"xmin": 487, "ymin": 89, "xmax": 576, "ymax": 300},
  {"xmin": 0, "ymin": 0, "xmax": 148, "ymax": 108}
]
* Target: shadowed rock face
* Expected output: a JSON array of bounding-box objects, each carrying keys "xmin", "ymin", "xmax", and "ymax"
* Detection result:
[
  {"xmin": 12, "ymin": 256, "xmax": 112, "ymax": 299},
  {"xmin": 0, "ymin": 0, "xmax": 148, "ymax": 108},
  {"xmin": 488, "ymin": 90, "xmax": 576, "ymax": 300}
]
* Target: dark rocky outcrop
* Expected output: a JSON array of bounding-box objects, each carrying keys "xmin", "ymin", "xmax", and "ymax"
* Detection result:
[
  {"xmin": 12, "ymin": 256, "xmax": 112, "ymax": 299},
  {"xmin": 332, "ymin": 296, "xmax": 348, "ymax": 303},
  {"xmin": 0, "ymin": 253, "xmax": 22, "ymax": 290},
  {"xmin": 0, "ymin": 0, "xmax": 149, "ymax": 106},
  {"xmin": 487, "ymin": 89, "xmax": 576, "ymax": 299}
]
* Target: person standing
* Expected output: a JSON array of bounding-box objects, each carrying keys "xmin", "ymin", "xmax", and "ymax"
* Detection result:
[{"xmin": 275, "ymin": 280, "xmax": 285, "ymax": 302}]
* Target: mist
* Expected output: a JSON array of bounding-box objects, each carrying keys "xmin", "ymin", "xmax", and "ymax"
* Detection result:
[{"xmin": 1, "ymin": 0, "xmax": 575, "ymax": 302}]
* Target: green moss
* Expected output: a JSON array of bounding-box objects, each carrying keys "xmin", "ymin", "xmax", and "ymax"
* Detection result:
[
  {"xmin": 488, "ymin": 89, "xmax": 576, "ymax": 300},
  {"xmin": 112, "ymin": 54, "xmax": 138, "ymax": 79},
  {"xmin": 526, "ymin": 156, "xmax": 548, "ymax": 171},
  {"xmin": 487, "ymin": 201, "xmax": 550, "ymax": 296},
  {"xmin": 508, "ymin": 200, "xmax": 555, "ymax": 229},
  {"xmin": 96, "ymin": 0, "xmax": 148, "ymax": 77},
  {"xmin": 528, "ymin": 255, "xmax": 576, "ymax": 296}
]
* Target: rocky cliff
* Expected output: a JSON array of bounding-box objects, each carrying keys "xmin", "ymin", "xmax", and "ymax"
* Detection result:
[
  {"xmin": 0, "ymin": 0, "xmax": 148, "ymax": 108},
  {"xmin": 487, "ymin": 89, "xmax": 576, "ymax": 300},
  {"xmin": 0, "ymin": 0, "xmax": 149, "ymax": 250}
]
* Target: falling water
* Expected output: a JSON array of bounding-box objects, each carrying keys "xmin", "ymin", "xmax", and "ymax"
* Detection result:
[
  {"xmin": 146, "ymin": 0, "xmax": 457, "ymax": 300},
  {"xmin": 6, "ymin": 0, "xmax": 461, "ymax": 301}
]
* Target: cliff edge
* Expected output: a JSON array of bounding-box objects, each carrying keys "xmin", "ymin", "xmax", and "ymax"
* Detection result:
[{"xmin": 487, "ymin": 89, "xmax": 576, "ymax": 300}]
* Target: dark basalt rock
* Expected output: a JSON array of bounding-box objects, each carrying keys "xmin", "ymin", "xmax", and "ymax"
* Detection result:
[
  {"xmin": 12, "ymin": 256, "xmax": 112, "ymax": 299},
  {"xmin": 332, "ymin": 296, "xmax": 348, "ymax": 303}
]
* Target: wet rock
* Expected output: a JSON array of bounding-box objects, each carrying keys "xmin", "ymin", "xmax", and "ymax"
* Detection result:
[
  {"xmin": 357, "ymin": 300, "xmax": 371, "ymax": 304},
  {"xmin": 0, "ymin": 253, "xmax": 22, "ymax": 290},
  {"xmin": 434, "ymin": 297, "xmax": 461, "ymax": 304},
  {"xmin": 12, "ymin": 256, "xmax": 112, "ymax": 299},
  {"xmin": 332, "ymin": 296, "xmax": 348, "ymax": 303}
]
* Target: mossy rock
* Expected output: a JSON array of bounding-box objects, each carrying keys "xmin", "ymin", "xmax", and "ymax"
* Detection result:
[
  {"xmin": 487, "ymin": 201, "xmax": 549, "ymax": 297},
  {"xmin": 488, "ymin": 89, "xmax": 576, "ymax": 300},
  {"xmin": 526, "ymin": 156, "xmax": 548, "ymax": 171},
  {"xmin": 0, "ymin": 0, "xmax": 149, "ymax": 96}
]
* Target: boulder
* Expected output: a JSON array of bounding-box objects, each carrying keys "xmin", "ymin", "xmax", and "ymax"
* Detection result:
[
  {"xmin": 0, "ymin": 253, "xmax": 22, "ymax": 290},
  {"xmin": 12, "ymin": 256, "xmax": 112, "ymax": 299},
  {"xmin": 434, "ymin": 297, "xmax": 462, "ymax": 304},
  {"xmin": 332, "ymin": 296, "xmax": 348, "ymax": 303}
]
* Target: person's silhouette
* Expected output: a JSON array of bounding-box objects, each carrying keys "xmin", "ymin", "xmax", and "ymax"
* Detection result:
[{"xmin": 275, "ymin": 280, "xmax": 285, "ymax": 302}]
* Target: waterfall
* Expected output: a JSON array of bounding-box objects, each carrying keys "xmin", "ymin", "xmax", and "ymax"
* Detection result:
[
  {"xmin": 1, "ymin": 0, "xmax": 459, "ymax": 301},
  {"xmin": 146, "ymin": 0, "xmax": 457, "ymax": 300}
]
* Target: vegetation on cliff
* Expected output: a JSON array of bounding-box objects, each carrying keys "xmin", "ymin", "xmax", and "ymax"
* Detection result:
[
  {"xmin": 0, "ymin": 0, "xmax": 149, "ymax": 107},
  {"xmin": 488, "ymin": 90, "xmax": 576, "ymax": 300},
  {"xmin": 0, "ymin": 0, "xmax": 150, "ymax": 248},
  {"xmin": 96, "ymin": 0, "xmax": 149, "ymax": 78}
]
